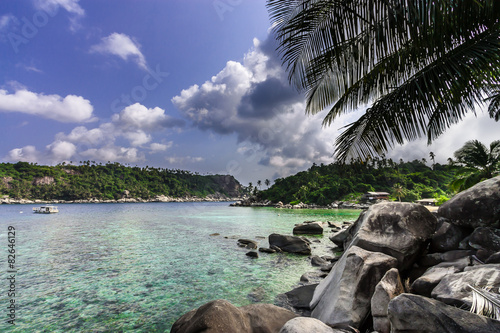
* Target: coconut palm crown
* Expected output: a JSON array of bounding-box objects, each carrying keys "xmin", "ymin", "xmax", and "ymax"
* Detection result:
[{"xmin": 267, "ymin": 0, "xmax": 500, "ymax": 161}]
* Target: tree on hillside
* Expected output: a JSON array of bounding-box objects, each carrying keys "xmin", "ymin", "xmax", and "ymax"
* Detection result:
[
  {"xmin": 392, "ymin": 183, "xmax": 407, "ymax": 202},
  {"xmin": 267, "ymin": 0, "xmax": 500, "ymax": 161},
  {"xmin": 429, "ymin": 152, "xmax": 436, "ymax": 170},
  {"xmin": 450, "ymin": 140, "xmax": 500, "ymax": 192}
]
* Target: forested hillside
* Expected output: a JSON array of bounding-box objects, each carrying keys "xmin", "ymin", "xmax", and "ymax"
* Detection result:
[
  {"xmin": 257, "ymin": 159, "xmax": 461, "ymax": 205},
  {"xmin": 0, "ymin": 161, "xmax": 243, "ymax": 201}
]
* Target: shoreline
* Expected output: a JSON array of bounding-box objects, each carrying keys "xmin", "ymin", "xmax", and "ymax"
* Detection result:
[{"xmin": 0, "ymin": 195, "xmax": 243, "ymax": 205}]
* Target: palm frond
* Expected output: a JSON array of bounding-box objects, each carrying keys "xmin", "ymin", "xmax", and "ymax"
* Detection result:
[
  {"xmin": 469, "ymin": 285, "xmax": 500, "ymax": 320},
  {"xmin": 267, "ymin": 0, "xmax": 500, "ymax": 161}
]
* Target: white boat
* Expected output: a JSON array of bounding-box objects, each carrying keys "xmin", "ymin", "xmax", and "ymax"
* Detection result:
[{"xmin": 33, "ymin": 205, "xmax": 59, "ymax": 214}]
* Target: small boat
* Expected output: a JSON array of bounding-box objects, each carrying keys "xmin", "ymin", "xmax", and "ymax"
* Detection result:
[{"xmin": 33, "ymin": 205, "xmax": 59, "ymax": 214}]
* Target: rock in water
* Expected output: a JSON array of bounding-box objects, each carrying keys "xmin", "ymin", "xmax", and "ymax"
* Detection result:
[
  {"xmin": 293, "ymin": 223, "xmax": 323, "ymax": 235},
  {"xmin": 438, "ymin": 175, "xmax": 500, "ymax": 228},
  {"xmin": 310, "ymin": 246, "xmax": 398, "ymax": 328},
  {"xmin": 171, "ymin": 299, "xmax": 297, "ymax": 333},
  {"xmin": 268, "ymin": 234, "xmax": 311, "ymax": 255},
  {"xmin": 388, "ymin": 293, "xmax": 500, "ymax": 333},
  {"xmin": 346, "ymin": 202, "xmax": 437, "ymax": 270}
]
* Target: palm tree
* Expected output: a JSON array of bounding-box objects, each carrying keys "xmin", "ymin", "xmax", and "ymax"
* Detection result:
[
  {"xmin": 267, "ymin": 1, "xmax": 500, "ymax": 161},
  {"xmin": 429, "ymin": 152, "xmax": 436, "ymax": 169},
  {"xmin": 257, "ymin": 180, "xmax": 262, "ymax": 189},
  {"xmin": 265, "ymin": 179, "xmax": 271, "ymax": 188},
  {"xmin": 450, "ymin": 140, "xmax": 500, "ymax": 192},
  {"xmin": 392, "ymin": 183, "xmax": 407, "ymax": 202}
]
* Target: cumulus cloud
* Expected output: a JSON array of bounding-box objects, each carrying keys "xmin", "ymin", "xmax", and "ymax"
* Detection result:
[
  {"xmin": 91, "ymin": 33, "xmax": 148, "ymax": 70},
  {"xmin": 112, "ymin": 103, "xmax": 185, "ymax": 130},
  {"xmin": 0, "ymin": 88, "xmax": 95, "ymax": 122},
  {"xmin": 80, "ymin": 145, "xmax": 144, "ymax": 164},
  {"xmin": 47, "ymin": 140, "xmax": 77, "ymax": 161},
  {"xmin": 172, "ymin": 35, "xmax": 345, "ymax": 177},
  {"xmin": 5, "ymin": 146, "xmax": 40, "ymax": 163}
]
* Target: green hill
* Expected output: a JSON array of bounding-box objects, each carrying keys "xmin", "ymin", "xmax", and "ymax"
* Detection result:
[
  {"xmin": 0, "ymin": 161, "xmax": 243, "ymax": 201},
  {"xmin": 257, "ymin": 159, "xmax": 461, "ymax": 205}
]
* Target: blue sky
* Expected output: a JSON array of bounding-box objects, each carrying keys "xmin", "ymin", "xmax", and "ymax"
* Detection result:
[{"xmin": 0, "ymin": 1, "xmax": 498, "ymax": 186}]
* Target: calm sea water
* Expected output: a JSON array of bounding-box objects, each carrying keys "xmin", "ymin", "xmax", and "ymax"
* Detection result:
[{"xmin": 0, "ymin": 202, "xmax": 360, "ymax": 332}]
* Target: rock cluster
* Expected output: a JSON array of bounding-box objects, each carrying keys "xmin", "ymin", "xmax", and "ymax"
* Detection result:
[{"xmin": 171, "ymin": 176, "xmax": 500, "ymax": 333}]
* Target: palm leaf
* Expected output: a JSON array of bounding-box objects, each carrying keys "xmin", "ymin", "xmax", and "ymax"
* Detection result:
[
  {"xmin": 469, "ymin": 285, "xmax": 500, "ymax": 320},
  {"xmin": 268, "ymin": 0, "xmax": 500, "ymax": 161}
]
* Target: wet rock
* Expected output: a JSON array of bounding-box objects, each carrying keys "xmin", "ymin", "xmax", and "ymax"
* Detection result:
[
  {"xmin": 388, "ymin": 293, "xmax": 500, "ymax": 333},
  {"xmin": 238, "ymin": 239, "xmax": 258, "ymax": 249},
  {"xmin": 438, "ymin": 176, "xmax": 500, "ymax": 229},
  {"xmin": 258, "ymin": 247, "xmax": 276, "ymax": 254},
  {"xmin": 311, "ymin": 255, "xmax": 329, "ymax": 267},
  {"xmin": 283, "ymin": 284, "xmax": 318, "ymax": 310},
  {"xmin": 268, "ymin": 234, "xmax": 311, "ymax": 255},
  {"xmin": 246, "ymin": 251, "xmax": 259, "ymax": 258},
  {"xmin": 486, "ymin": 251, "xmax": 500, "ymax": 264},
  {"xmin": 300, "ymin": 271, "xmax": 328, "ymax": 283},
  {"xmin": 293, "ymin": 222, "xmax": 324, "ymax": 235}
]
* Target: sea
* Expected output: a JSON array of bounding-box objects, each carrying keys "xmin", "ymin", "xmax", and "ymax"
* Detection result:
[{"xmin": 0, "ymin": 202, "xmax": 360, "ymax": 332}]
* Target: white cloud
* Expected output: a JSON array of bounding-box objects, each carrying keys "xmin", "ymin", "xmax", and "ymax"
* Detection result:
[
  {"xmin": 47, "ymin": 140, "xmax": 76, "ymax": 161},
  {"xmin": 34, "ymin": 0, "xmax": 85, "ymax": 30},
  {"xmin": 122, "ymin": 130, "xmax": 151, "ymax": 147},
  {"xmin": 5, "ymin": 146, "xmax": 40, "ymax": 163},
  {"xmin": 56, "ymin": 125, "xmax": 110, "ymax": 146},
  {"xmin": 112, "ymin": 103, "xmax": 183, "ymax": 130},
  {"xmin": 0, "ymin": 88, "xmax": 95, "ymax": 123},
  {"xmin": 80, "ymin": 145, "xmax": 144, "ymax": 164},
  {"xmin": 149, "ymin": 142, "xmax": 172, "ymax": 152},
  {"xmin": 91, "ymin": 33, "xmax": 148, "ymax": 70}
]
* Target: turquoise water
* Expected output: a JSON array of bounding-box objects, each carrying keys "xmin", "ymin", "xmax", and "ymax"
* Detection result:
[{"xmin": 0, "ymin": 202, "xmax": 360, "ymax": 332}]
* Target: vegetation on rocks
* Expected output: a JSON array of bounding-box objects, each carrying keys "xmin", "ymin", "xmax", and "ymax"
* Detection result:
[{"xmin": 0, "ymin": 161, "xmax": 243, "ymax": 201}]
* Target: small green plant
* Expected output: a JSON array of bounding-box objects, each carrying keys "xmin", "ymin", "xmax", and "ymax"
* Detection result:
[
  {"xmin": 289, "ymin": 200, "xmax": 300, "ymax": 205},
  {"xmin": 434, "ymin": 194, "xmax": 450, "ymax": 206}
]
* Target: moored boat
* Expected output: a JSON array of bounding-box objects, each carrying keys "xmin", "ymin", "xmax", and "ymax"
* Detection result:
[{"xmin": 33, "ymin": 205, "xmax": 59, "ymax": 214}]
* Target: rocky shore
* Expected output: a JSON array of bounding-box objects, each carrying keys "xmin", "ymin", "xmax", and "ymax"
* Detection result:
[
  {"xmin": 171, "ymin": 176, "xmax": 500, "ymax": 333},
  {"xmin": 230, "ymin": 198, "xmax": 372, "ymax": 210},
  {"xmin": 0, "ymin": 194, "xmax": 243, "ymax": 205}
]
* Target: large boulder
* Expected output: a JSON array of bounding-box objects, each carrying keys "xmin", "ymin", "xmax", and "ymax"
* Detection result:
[
  {"xmin": 279, "ymin": 317, "xmax": 343, "ymax": 333},
  {"xmin": 469, "ymin": 227, "xmax": 500, "ymax": 252},
  {"xmin": 429, "ymin": 221, "xmax": 465, "ymax": 253},
  {"xmin": 310, "ymin": 246, "xmax": 398, "ymax": 329},
  {"xmin": 431, "ymin": 264, "xmax": 500, "ymax": 308},
  {"xmin": 346, "ymin": 202, "xmax": 438, "ymax": 270},
  {"xmin": 438, "ymin": 176, "xmax": 500, "ymax": 228},
  {"xmin": 371, "ymin": 268, "xmax": 405, "ymax": 333},
  {"xmin": 410, "ymin": 257, "xmax": 470, "ymax": 297},
  {"xmin": 293, "ymin": 222, "xmax": 323, "ymax": 235},
  {"xmin": 388, "ymin": 293, "xmax": 500, "ymax": 333},
  {"xmin": 171, "ymin": 299, "xmax": 297, "ymax": 333},
  {"xmin": 268, "ymin": 234, "xmax": 311, "ymax": 255}
]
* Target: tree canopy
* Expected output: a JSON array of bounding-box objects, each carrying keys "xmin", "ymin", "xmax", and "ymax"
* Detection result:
[{"xmin": 267, "ymin": 0, "xmax": 500, "ymax": 161}]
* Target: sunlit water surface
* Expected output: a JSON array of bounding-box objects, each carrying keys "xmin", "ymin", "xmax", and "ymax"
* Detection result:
[{"xmin": 0, "ymin": 202, "xmax": 360, "ymax": 332}]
